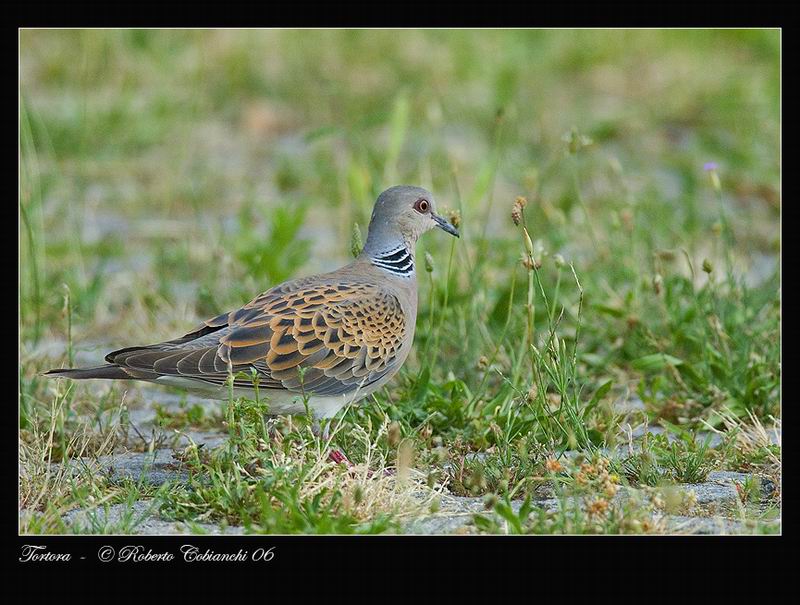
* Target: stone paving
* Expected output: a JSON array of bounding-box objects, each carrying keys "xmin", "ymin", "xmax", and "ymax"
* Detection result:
[
  {"xmin": 26, "ymin": 386, "xmax": 780, "ymax": 535},
  {"xmin": 42, "ymin": 441, "xmax": 779, "ymax": 535}
]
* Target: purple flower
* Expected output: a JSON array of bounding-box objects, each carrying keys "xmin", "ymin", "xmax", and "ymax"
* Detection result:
[{"xmin": 703, "ymin": 162, "xmax": 718, "ymax": 172}]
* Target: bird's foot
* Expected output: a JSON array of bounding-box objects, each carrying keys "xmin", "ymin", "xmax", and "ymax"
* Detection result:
[
  {"xmin": 327, "ymin": 450, "xmax": 394, "ymax": 479},
  {"xmin": 328, "ymin": 448, "xmax": 353, "ymax": 467}
]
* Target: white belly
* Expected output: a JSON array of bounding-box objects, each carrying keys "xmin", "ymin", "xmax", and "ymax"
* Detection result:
[{"xmin": 151, "ymin": 376, "xmax": 361, "ymax": 420}]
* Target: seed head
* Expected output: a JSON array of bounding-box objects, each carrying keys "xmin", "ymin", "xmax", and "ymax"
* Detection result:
[
  {"xmin": 511, "ymin": 196, "xmax": 528, "ymax": 226},
  {"xmin": 387, "ymin": 421, "xmax": 402, "ymax": 447},
  {"xmin": 545, "ymin": 458, "xmax": 563, "ymax": 473},
  {"xmin": 397, "ymin": 439, "xmax": 416, "ymax": 478},
  {"xmin": 350, "ymin": 222, "xmax": 363, "ymax": 258},
  {"xmin": 523, "ymin": 228, "xmax": 534, "ymax": 257},
  {"xmin": 448, "ymin": 209, "xmax": 462, "ymax": 229},
  {"xmin": 563, "ymin": 127, "xmax": 593, "ymax": 154},
  {"xmin": 420, "ymin": 424, "xmax": 433, "ymax": 441},
  {"xmin": 704, "ymin": 163, "xmax": 722, "ymax": 192},
  {"xmin": 651, "ymin": 493, "xmax": 665, "ymax": 509},
  {"xmin": 424, "ymin": 251, "xmax": 434, "ymax": 273},
  {"xmin": 353, "ymin": 485, "xmax": 364, "ymax": 505},
  {"xmin": 626, "ymin": 519, "xmax": 643, "ymax": 533},
  {"xmin": 603, "ymin": 481, "xmax": 619, "ymax": 498},
  {"xmin": 652, "ymin": 273, "xmax": 663, "ymax": 295},
  {"xmin": 702, "ymin": 259, "xmax": 714, "ymax": 274},
  {"xmin": 567, "ymin": 431, "xmax": 578, "ymax": 450},
  {"xmin": 620, "ymin": 209, "xmax": 634, "ymax": 232},
  {"xmin": 587, "ymin": 498, "xmax": 609, "ymax": 517},
  {"xmin": 521, "ymin": 255, "xmax": 536, "ymax": 271},
  {"xmin": 466, "ymin": 466, "xmax": 487, "ymax": 493}
]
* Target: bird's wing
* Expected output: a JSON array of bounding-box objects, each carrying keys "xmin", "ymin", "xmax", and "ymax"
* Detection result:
[{"xmin": 106, "ymin": 278, "xmax": 408, "ymax": 396}]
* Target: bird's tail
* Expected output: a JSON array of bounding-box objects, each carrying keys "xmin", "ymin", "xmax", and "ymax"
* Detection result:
[{"xmin": 42, "ymin": 365, "xmax": 131, "ymax": 380}]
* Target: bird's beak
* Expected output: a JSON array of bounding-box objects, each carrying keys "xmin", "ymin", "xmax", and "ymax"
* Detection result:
[{"xmin": 432, "ymin": 213, "xmax": 459, "ymax": 237}]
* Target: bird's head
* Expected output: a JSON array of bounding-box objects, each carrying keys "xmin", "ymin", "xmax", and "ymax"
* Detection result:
[{"xmin": 364, "ymin": 185, "xmax": 459, "ymax": 253}]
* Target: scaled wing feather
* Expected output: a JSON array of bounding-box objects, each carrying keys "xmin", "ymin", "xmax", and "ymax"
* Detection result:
[{"xmin": 105, "ymin": 278, "xmax": 407, "ymax": 397}]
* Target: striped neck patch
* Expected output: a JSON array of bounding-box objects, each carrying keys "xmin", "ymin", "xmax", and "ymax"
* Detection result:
[{"xmin": 370, "ymin": 245, "xmax": 414, "ymax": 276}]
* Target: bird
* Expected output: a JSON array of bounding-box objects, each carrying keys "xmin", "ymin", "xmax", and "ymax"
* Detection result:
[{"xmin": 45, "ymin": 185, "xmax": 459, "ymax": 462}]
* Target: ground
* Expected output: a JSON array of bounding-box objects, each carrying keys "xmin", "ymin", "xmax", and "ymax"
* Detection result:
[{"xmin": 20, "ymin": 29, "xmax": 780, "ymax": 534}]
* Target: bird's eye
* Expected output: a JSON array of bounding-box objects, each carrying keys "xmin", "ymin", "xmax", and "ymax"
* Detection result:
[{"xmin": 414, "ymin": 199, "xmax": 430, "ymax": 213}]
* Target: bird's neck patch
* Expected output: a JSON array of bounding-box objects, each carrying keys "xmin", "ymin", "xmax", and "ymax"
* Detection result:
[{"xmin": 370, "ymin": 245, "xmax": 414, "ymax": 277}]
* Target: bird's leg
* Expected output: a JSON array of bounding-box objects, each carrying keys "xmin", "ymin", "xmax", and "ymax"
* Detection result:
[
  {"xmin": 311, "ymin": 417, "xmax": 388, "ymax": 476},
  {"xmin": 311, "ymin": 418, "xmax": 353, "ymax": 468},
  {"xmin": 310, "ymin": 420, "xmax": 390, "ymax": 476},
  {"xmin": 310, "ymin": 418, "xmax": 331, "ymax": 442},
  {"xmin": 327, "ymin": 449, "xmax": 353, "ymax": 466}
]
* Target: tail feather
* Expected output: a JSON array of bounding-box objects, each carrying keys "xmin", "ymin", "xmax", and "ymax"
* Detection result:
[{"xmin": 43, "ymin": 365, "xmax": 132, "ymax": 380}]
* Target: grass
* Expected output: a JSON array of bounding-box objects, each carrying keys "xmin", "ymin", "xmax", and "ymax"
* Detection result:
[
  {"xmin": 19, "ymin": 29, "xmax": 780, "ymax": 534},
  {"xmin": 160, "ymin": 406, "xmax": 440, "ymax": 534}
]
